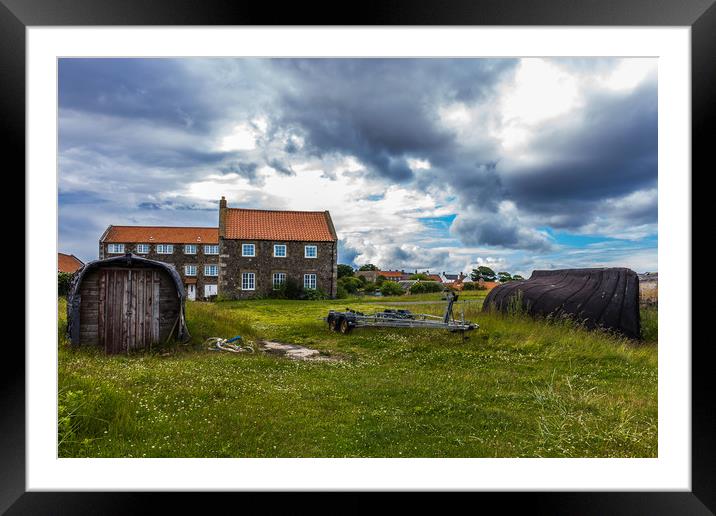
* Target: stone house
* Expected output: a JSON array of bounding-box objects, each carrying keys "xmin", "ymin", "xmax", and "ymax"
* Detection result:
[
  {"xmin": 218, "ymin": 197, "xmax": 338, "ymax": 299},
  {"xmin": 98, "ymin": 225, "xmax": 220, "ymax": 300}
]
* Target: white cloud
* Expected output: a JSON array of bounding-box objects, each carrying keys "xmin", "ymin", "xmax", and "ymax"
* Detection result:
[{"xmin": 218, "ymin": 123, "xmax": 257, "ymax": 151}]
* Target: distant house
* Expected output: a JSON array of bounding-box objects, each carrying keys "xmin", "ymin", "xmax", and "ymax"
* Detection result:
[
  {"xmin": 478, "ymin": 279, "xmax": 500, "ymax": 290},
  {"xmin": 99, "ymin": 225, "xmax": 220, "ymax": 301},
  {"xmin": 439, "ymin": 272, "xmax": 462, "ymax": 283},
  {"xmin": 356, "ymin": 269, "xmax": 409, "ymax": 282},
  {"xmin": 58, "ymin": 253, "xmax": 83, "ymax": 274}
]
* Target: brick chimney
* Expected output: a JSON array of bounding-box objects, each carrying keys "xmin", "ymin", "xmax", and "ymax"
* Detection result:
[{"xmin": 218, "ymin": 196, "xmax": 227, "ymax": 237}]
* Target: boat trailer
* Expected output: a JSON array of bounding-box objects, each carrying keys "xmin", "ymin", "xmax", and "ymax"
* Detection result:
[{"xmin": 324, "ymin": 291, "xmax": 477, "ymax": 338}]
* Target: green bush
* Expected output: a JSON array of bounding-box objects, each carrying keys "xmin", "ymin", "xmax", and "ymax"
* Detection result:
[
  {"xmin": 380, "ymin": 282, "xmax": 405, "ymax": 296},
  {"xmin": 336, "ymin": 285, "xmax": 348, "ymax": 299},
  {"xmin": 338, "ymin": 276, "xmax": 363, "ymax": 294},
  {"xmin": 462, "ymin": 282, "xmax": 476, "ymax": 290},
  {"xmin": 303, "ymin": 287, "xmax": 327, "ymax": 300},
  {"xmin": 409, "ymin": 281, "xmax": 443, "ymax": 294},
  {"xmin": 58, "ymin": 272, "xmax": 73, "ymax": 296},
  {"xmin": 269, "ymin": 277, "xmax": 304, "ymax": 300},
  {"xmin": 337, "ymin": 264, "xmax": 354, "ymax": 278},
  {"xmin": 361, "ymin": 281, "xmax": 377, "ymax": 294}
]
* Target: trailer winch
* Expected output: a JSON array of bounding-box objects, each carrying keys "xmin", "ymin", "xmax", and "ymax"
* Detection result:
[{"xmin": 324, "ymin": 291, "xmax": 477, "ymax": 338}]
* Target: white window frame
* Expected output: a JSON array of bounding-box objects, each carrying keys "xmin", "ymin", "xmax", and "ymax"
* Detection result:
[
  {"xmin": 242, "ymin": 272, "xmax": 256, "ymax": 291},
  {"xmin": 273, "ymin": 244, "xmax": 287, "ymax": 258},
  {"xmin": 304, "ymin": 245, "xmax": 318, "ymax": 259},
  {"xmin": 242, "ymin": 243, "xmax": 256, "ymax": 257},
  {"xmin": 184, "ymin": 244, "xmax": 197, "ymax": 255},
  {"xmin": 272, "ymin": 272, "xmax": 286, "ymax": 290},
  {"xmin": 204, "ymin": 284, "xmax": 218, "ymax": 297},
  {"xmin": 156, "ymin": 244, "xmax": 174, "ymax": 254},
  {"xmin": 204, "ymin": 265, "xmax": 218, "ymax": 277},
  {"xmin": 135, "ymin": 244, "xmax": 149, "ymax": 254},
  {"xmin": 204, "ymin": 244, "xmax": 219, "ymax": 255},
  {"xmin": 107, "ymin": 243, "xmax": 124, "ymax": 254},
  {"xmin": 185, "ymin": 265, "xmax": 197, "ymax": 276},
  {"xmin": 304, "ymin": 273, "xmax": 317, "ymax": 290}
]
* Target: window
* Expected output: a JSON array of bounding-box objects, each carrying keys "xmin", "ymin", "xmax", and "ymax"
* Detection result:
[
  {"xmin": 204, "ymin": 244, "xmax": 219, "ymax": 255},
  {"xmin": 156, "ymin": 244, "xmax": 174, "ymax": 254},
  {"xmin": 304, "ymin": 274, "xmax": 317, "ymax": 290},
  {"xmin": 273, "ymin": 244, "xmax": 287, "ymax": 257},
  {"xmin": 242, "ymin": 243, "xmax": 255, "ymax": 257},
  {"xmin": 136, "ymin": 244, "xmax": 150, "ymax": 254},
  {"xmin": 272, "ymin": 272, "xmax": 286, "ymax": 290},
  {"xmin": 185, "ymin": 265, "xmax": 197, "ymax": 276},
  {"xmin": 204, "ymin": 265, "xmax": 218, "ymax": 277},
  {"xmin": 304, "ymin": 245, "xmax": 317, "ymax": 258},
  {"xmin": 184, "ymin": 244, "xmax": 197, "ymax": 255},
  {"xmin": 204, "ymin": 284, "xmax": 218, "ymax": 297},
  {"xmin": 242, "ymin": 272, "xmax": 255, "ymax": 290},
  {"xmin": 107, "ymin": 243, "xmax": 124, "ymax": 254}
]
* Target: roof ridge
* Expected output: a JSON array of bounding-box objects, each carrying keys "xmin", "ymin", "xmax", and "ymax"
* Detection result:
[
  {"xmin": 109, "ymin": 225, "xmax": 218, "ymax": 229},
  {"xmin": 225, "ymin": 207, "xmax": 326, "ymax": 214}
]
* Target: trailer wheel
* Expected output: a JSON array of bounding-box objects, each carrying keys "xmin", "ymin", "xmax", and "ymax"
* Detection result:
[
  {"xmin": 339, "ymin": 318, "xmax": 353, "ymax": 334},
  {"xmin": 328, "ymin": 315, "xmax": 340, "ymax": 332}
]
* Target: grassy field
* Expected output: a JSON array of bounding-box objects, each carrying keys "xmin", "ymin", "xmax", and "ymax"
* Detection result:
[{"xmin": 58, "ymin": 293, "xmax": 658, "ymax": 458}]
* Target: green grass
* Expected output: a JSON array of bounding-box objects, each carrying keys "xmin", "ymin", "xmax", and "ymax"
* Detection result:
[{"xmin": 58, "ymin": 295, "xmax": 657, "ymax": 458}]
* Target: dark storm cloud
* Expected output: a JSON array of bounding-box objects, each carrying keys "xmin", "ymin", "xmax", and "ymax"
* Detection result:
[
  {"xmin": 501, "ymin": 80, "xmax": 657, "ymax": 214},
  {"xmin": 266, "ymin": 158, "xmax": 295, "ymax": 176},
  {"xmin": 270, "ymin": 58, "xmax": 518, "ymax": 183},
  {"xmin": 59, "ymin": 59, "xmax": 215, "ymax": 130},
  {"xmin": 452, "ymin": 212, "xmax": 554, "ymax": 252},
  {"xmin": 220, "ymin": 161, "xmax": 262, "ymax": 183}
]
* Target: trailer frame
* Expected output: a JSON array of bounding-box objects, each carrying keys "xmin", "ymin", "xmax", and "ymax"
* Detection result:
[{"xmin": 324, "ymin": 291, "xmax": 478, "ymax": 339}]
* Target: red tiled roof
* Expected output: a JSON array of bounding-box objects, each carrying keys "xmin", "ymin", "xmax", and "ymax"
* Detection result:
[
  {"xmin": 224, "ymin": 208, "xmax": 337, "ymax": 242},
  {"xmin": 377, "ymin": 271, "xmax": 406, "ymax": 278},
  {"xmin": 482, "ymin": 281, "xmax": 500, "ymax": 290},
  {"xmin": 427, "ymin": 274, "xmax": 442, "ymax": 282},
  {"xmin": 103, "ymin": 226, "xmax": 218, "ymax": 244},
  {"xmin": 58, "ymin": 253, "xmax": 83, "ymax": 273}
]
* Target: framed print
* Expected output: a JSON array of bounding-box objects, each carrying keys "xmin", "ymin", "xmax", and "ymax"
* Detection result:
[{"xmin": 5, "ymin": 0, "xmax": 712, "ymax": 512}]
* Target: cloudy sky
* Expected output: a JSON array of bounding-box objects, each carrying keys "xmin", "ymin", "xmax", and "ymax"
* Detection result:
[{"xmin": 58, "ymin": 58, "xmax": 657, "ymax": 276}]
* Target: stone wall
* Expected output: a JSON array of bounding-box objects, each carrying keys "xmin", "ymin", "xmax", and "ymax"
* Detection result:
[
  {"xmin": 99, "ymin": 242, "xmax": 219, "ymax": 300},
  {"xmin": 638, "ymin": 273, "xmax": 658, "ymax": 305},
  {"xmin": 219, "ymin": 239, "xmax": 337, "ymax": 299}
]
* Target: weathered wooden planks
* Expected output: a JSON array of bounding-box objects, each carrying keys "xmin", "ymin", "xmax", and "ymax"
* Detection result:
[{"xmin": 67, "ymin": 254, "xmax": 190, "ymax": 350}]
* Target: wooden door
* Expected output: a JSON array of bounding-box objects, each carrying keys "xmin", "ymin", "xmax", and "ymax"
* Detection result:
[{"xmin": 99, "ymin": 268, "xmax": 160, "ymax": 354}]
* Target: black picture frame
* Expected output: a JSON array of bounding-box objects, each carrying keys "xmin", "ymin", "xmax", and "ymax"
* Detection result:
[{"xmin": 5, "ymin": 0, "xmax": 710, "ymax": 512}]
